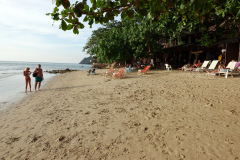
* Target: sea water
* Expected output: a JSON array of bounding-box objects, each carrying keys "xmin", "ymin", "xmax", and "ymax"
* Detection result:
[{"xmin": 0, "ymin": 61, "xmax": 92, "ymax": 111}]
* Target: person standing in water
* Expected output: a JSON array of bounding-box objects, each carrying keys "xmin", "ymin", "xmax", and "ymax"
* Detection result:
[
  {"xmin": 33, "ymin": 64, "xmax": 44, "ymax": 91},
  {"xmin": 23, "ymin": 67, "xmax": 31, "ymax": 93}
]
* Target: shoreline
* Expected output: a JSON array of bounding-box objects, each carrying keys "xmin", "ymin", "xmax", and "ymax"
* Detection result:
[
  {"xmin": 0, "ymin": 72, "xmax": 56, "ymax": 112},
  {"xmin": 0, "ymin": 68, "xmax": 91, "ymax": 112},
  {"xmin": 0, "ymin": 70, "xmax": 240, "ymax": 159}
]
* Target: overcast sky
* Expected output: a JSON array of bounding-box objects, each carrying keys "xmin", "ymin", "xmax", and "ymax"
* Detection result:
[{"xmin": 0, "ymin": 0, "xmax": 101, "ymax": 63}]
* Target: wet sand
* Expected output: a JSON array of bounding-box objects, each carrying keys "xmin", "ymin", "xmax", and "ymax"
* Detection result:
[
  {"xmin": 0, "ymin": 70, "xmax": 239, "ymax": 159},
  {"xmin": 0, "ymin": 73, "xmax": 55, "ymax": 111}
]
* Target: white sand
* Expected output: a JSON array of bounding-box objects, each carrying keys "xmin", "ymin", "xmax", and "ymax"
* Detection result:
[{"xmin": 0, "ymin": 70, "xmax": 239, "ymax": 159}]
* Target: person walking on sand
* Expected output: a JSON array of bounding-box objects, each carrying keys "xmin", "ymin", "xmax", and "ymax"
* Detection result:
[
  {"xmin": 23, "ymin": 67, "xmax": 31, "ymax": 93},
  {"xmin": 33, "ymin": 64, "xmax": 44, "ymax": 91}
]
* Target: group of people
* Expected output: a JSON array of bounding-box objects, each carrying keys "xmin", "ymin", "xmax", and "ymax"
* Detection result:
[
  {"xmin": 181, "ymin": 60, "xmax": 202, "ymax": 71},
  {"xmin": 206, "ymin": 59, "xmax": 240, "ymax": 74},
  {"xmin": 23, "ymin": 64, "xmax": 43, "ymax": 93},
  {"xmin": 181, "ymin": 59, "xmax": 240, "ymax": 73}
]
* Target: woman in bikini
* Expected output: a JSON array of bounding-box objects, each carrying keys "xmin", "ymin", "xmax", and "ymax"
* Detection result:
[
  {"xmin": 23, "ymin": 67, "xmax": 31, "ymax": 93},
  {"xmin": 207, "ymin": 62, "xmax": 224, "ymax": 74}
]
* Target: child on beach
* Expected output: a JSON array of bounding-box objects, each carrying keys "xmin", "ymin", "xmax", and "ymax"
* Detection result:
[{"xmin": 23, "ymin": 67, "xmax": 31, "ymax": 93}]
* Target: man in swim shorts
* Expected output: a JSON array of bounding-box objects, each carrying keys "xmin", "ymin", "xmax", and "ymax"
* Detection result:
[{"xmin": 33, "ymin": 64, "xmax": 44, "ymax": 91}]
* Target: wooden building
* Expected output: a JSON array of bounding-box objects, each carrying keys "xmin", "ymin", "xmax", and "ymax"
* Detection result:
[{"xmin": 159, "ymin": 36, "xmax": 240, "ymax": 68}]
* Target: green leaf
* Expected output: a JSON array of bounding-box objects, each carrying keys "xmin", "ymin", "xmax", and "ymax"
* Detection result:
[
  {"xmin": 121, "ymin": 11, "xmax": 127, "ymax": 19},
  {"xmin": 84, "ymin": 4, "xmax": 89, "ymax": 12},
  {"xmin": 82, "ymin": 0, "xmax": 87, "ymax": 5},
  {"xmin": 96, "ymin": 0, "xmax": 102, "ymax": 8},
  {"xmin": 106, "ymin": 12, "xmax": 115, "ymax": 20},
  {"xmin": 77, "ymin": 22, "xmax": 85, "ymax": 29},
  {"xmin": 102, "ymin": 17, "xmax": 109, "ymax": 23},
  {"xmin": 67, "ymin": 24, "xmax": 73, "ymax": 30},
  {"xmin": 83, "ymin": 16, "xmax": 89, "ymax": 22},
  {"xmin": 69, "ymin": 14, "xmax": 72, "ymax": 21},
  {"xmin": 56, "ymin": 0, "xmax": 61, "ymax": 7},
  {"xmin": 61, "ymin": 20, "xmax": 68, "ymax": 31},
  {"xmin": 62, "ymin": 0, "xmax": 70, "ymax": 9},
  {"xmin": 180, "ymin": 4, "xmax": 185, "ymax": 10},
  {"xmin": 73, "ymin": 26, "xmax": 79, "ymax": 34},
  {"xmin": 88, "ymin": 19, "xmax": 94, "ymax": 26},
  {"xmin": 76, "ymin": 2, "xmax": 84, "ymax": 10},
  {"xmin": 65, "ymin": 18, "xmax": 71, "ymax": 23},
  {"xmin": 110, "ymin": 1, "xmax": 115, "ymax": 7},
  {"xmin": 79, "ymin": 23, "xmax": 85, "ymax": 29},
  {"xmin": 92, "ymin": 0, "xmax": 97, "ymax": 9},
  {"xmin": 74, "ymin": 8, "xmax": 82, "ymax": 17},
  {"xmin": 53, "ymin": 13, "xmax": 60, "ymax": 20},
  {"xmin": 53, "ymin": 7, "xmax": 59, "ymax": 13}
]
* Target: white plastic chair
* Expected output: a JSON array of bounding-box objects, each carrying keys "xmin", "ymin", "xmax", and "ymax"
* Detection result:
[
  {"xmin": 207, "ymin": 60, "xmax": 219, "ymax": 70},
  {"xmin": 217, "ymin": 62, "xmax": 237, "ymax": 78},
  {"xmin": 206, "ymin": 60, "xmax": 219, "ymax": 76},
  {"xmin": 165, "ymin": 64, "xmax": 172, "ymax": 71}
]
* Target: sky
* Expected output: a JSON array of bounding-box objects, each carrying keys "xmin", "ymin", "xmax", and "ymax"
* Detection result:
[{"xmin": 0, "ymin": 0, "xmax": 101, "ymax": 63}]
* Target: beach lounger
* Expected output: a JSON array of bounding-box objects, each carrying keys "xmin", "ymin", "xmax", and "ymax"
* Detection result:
[
  {"xmin": 205, "ymin": 60, "xmax": 219, "ymax": 76},
  {"xmin": 165, "ymin": 64, "xmax": 172, "ymax": 71},
  {"xmin": 125, "ymin": 65, "xmax": 135, "ymax": 73},
  {"xmin": 90, "ymin": 68, "xmax": 95, "ymax": 75},
  {"xmin": 184, "ymin": 67, "xmax": 193, "ymax": 71},
  {"xmin": 111, "ymin": 62, "xmax": 117, "ymax": 67},
  {"xmin": 112, "ymin": 68, "xmax": 125, "ymax": 79},
  {"xmin": 104, "ymin": 68, "xmax": 113, "ymax": 76},
  {"xmin": 193, "ymin": 61, "xmax": 210, "ymax": 72},
  {"xmin": 138, "ymin": 66, "xmax": 150, "ymax": 75},
  {"xmin": 207, "ymin": 60, "xmax": 219, "ymax": 71},
  {"xmin": 184, "ymin": 65, "xmax": 195, "ymax": 71},
  {"xmin": 87, "ymin": 68, "xmax": 96, "ymax": 75},
  {"xmin": 216, "ymin": 62, "xmax": 239, "ymax": 78}
]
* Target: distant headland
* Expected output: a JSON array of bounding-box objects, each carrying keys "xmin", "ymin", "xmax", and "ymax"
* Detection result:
[{"xmin": 79, "ymin": 56, "xmax": 92, "ymax": 64}]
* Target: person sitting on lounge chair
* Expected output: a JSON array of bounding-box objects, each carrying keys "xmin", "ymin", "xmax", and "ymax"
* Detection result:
[
  {"xmin": 191, "ymin": 60, "xmax": 202, "ymax": 68},
  {"xmin": 231, "ymin": 60, "xmax": 240, "ymax": 72},
  {"xmin": 206, "ymin": 62, "xmax": 224, "ymax": 74},
  {"xmin": 87, "ymin": 67, "xmax": 96, "ymax": 75},
  {"xmin": 181, "ymin": 62, "xmax": 191, "ymax": 71},
  {"xmin": 234, "ymin": 62, "xmax": 240, "ymax": 72}
]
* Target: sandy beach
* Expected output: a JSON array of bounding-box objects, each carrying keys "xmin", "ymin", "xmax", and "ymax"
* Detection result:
[{"xmin": 0, "ymin": 69, "xmax": 239, "ymax": 160}]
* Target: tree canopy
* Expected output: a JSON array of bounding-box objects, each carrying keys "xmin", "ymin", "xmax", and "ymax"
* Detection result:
[
  {"xmin": 48, "ymin": 0, "xmax": 240, "ymax": 63},
  {"xmin": 83, "ymin": 16, "xmax": 166, "ymax": 63},
  {"xmin": 48, "ymin": 0, "xmax": 240, "ymax": 37}
]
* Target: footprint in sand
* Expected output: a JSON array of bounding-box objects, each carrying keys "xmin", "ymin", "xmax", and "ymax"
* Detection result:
[
  {"xmin": 6, "ymin": 137, "xmax": 20, "ymax": 145},
  {"xmin": 225, "ymin": 109, "xmax": 239, "ymax": 115},
  {"xmin": 115, "ymin": 108, "xmax": 127, "ymax": 113}
]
